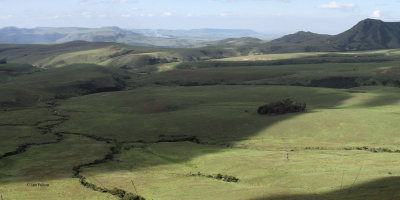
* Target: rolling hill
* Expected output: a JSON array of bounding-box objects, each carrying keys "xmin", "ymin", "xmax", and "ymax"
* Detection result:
[{"xmin": 0, "ymin": 41, "xmax": 243, "ymax": 68}]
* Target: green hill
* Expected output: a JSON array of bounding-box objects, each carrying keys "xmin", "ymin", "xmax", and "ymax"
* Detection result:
[{"xmin": 330, "ymin": 18, "xmax": 400, "ymax": 51}]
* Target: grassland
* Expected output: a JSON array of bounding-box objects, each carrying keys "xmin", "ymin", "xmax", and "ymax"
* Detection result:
[
  {"xmin": 1, "ymin": 44, "xmax": 400, "ymax": 200},
  {"xmin": 48, "ymin": 85, "xmax": 399, "ymax": 200}
]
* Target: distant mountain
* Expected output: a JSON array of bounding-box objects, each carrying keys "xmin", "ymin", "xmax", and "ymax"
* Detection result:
[
  {"xmin": 270, "ymin": 31, "xmax": 330, "ymax": 44},
  {"xmin": 0, "ymin": 26, "xmax": 182, "ymax": 47},
  {"xmin": 0, "ymin": 27, "xmax": 67, "ymax": 44},
  {"xmin": 260, "ymin": 19, "xmax": 400, "ymax": 53},
  {"xmin": 133, "ymin": 29, "xmax": 273, "ymax": 39},
  {"xmin": 330, "ymin": 18, "xmax": 400, "ymax": 51},
  {"xmin": 0, "ymin": 27, "xmax": 271, "ymax": 47},
  {"xmin": 2, "ymin": 19, "xmax": 399, "ymax": 52},
  {"xmin": 210, "ymin": 37, "xmax": 265, "ymax": 46}
]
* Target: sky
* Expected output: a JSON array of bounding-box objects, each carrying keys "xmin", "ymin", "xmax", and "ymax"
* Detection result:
[{"xmin": 0, "ymin": 0, "xmax": 399, "ymax": 35}]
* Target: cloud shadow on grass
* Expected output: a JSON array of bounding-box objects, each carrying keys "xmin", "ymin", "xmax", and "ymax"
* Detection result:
[{"xmin": 252, "ymin": 176, "xmax": 400, "ymax": 200}]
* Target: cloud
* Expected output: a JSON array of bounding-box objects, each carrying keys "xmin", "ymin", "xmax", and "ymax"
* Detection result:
[
  {"xmin": 121, "ymin": 14, "xmax": 131, "ymax": 18},
  {"xmin": 317, "ymin": 1, "xmax": 355, "ymax": 9},
  {"xmin": 0, "ymin": 15, "xmax": 13, "ymax": 20},
  {"xmin": 163, "ymin": 12, "xmax": 172, "ymax": 16},
  {"xmin": 80, "ymin": 12, "xmax": 92, "ymax": 18},
  {"xmin": 371, "ymin": 10, "xmax": 381, "ymax": 18},
  {"xmin": 219, "ymin": 13, "xmax": 227, "ymax": 17},
  {"xmin": 139, "ymin": 13, "xmax": 154, "ymax": 17},
  {"xmin": 114, "ymin": 0, "xmax": 131, "ymax": 3},
  {"xmin": 219, "ymin": 0, "xmax": 290, "ymax": 2},
  {"xmin": 79, "ymin": 0, "xmax": 136, "ymax": 6}
]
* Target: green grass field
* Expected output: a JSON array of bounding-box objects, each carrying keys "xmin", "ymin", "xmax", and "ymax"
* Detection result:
[{"xmin": 1, "ymin": 45, "xmax": 400, "ymax": 200}]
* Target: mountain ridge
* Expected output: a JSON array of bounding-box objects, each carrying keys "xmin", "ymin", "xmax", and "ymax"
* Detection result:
[
  {"xmin": 266, "ymin": 18, "xmax": 400, "ymax": 52},
  {"xmin": 0, "ymin": 26, "xmax": 272, "ymax": 47},
  {"xmin": 1, "ymin": 19, "xmax": 400, "ymax": 52}
]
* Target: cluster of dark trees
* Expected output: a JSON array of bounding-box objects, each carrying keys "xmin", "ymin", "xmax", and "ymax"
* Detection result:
[
  {"xmin": 79, "ymin": 176, "xmax": 144, "ymax": 200},
  {"xmin": 257, "ymin": 99, "xmax": 306, "ymax": 115},
  {"xmin": 0, "ymin": 58, "xmax": 7, "ymax": 64},
  {"xmin": 189, "ymin": 172, "xmax": 239, "ymax": 183}
]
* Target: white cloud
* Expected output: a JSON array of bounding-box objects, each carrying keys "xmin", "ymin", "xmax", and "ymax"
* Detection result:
[
  {"xmin": 79, "ymin": 0, "xmax": 135, "ymax": 6},
  {"xmin": 139, "ymin": 13, "xmax": 154, "ymax": 17},
  {"xmin": 0, "ymin": 15, "xmax": 13, "ymax": 20},
  {"xmin": 114, "ymin": 0, "xmax": 130, "ymax": 3},
  {"xmin": 163, "ymin": 12, "xmax": 172, "ymax": 16},
  {"xmin": 317, "ymin": 1, "xmax": 355, "ymax": 9},
  {"xmin": 80, "ymin": 12, "xmax": 92, "ymax": 18},
  {"xmin": 43, "ymin": 15, "xmax": 60, "ymax": 20},
  {"xmin": 371, "ymin": 10, "xmax": 381, "ymax": 18},
  {"xmin": 121, "ymin": 14, "xmax": 131, "ymax": 18},
  {"xmin": 79, "ymin": 0, "xmax": 90, "ymax": 6},
  {"xmin": 221, "ymin": 0, "xmax": 290, "ymax": 2},
  {"xmin": 219, "ymin": 13, "xmax": 227, "ymax": 17}
]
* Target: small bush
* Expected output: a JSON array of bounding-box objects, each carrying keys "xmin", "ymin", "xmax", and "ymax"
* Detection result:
[
  {"xmin": 189, "ymin": 172, "xmax": 239, "ymax": 183},
  {"xmin": 110, "ymin": 188, "xmax": 126, "ymax": 198},
  {"xmin": 258, "ymin": 99, "xmax": 306, "ymax": 115},
  {"xmin": 0, "ymin": 58, "xmax": 7, "ymax": 64},
  {"xmin": 123, "ymin": 192, "xmax": 145, "ymax": 200},
  {"xmin": 216, "ymin": 174, "xmax": 223, "ymax": 179},
  {"xmin": 223, "ymin": 175, "xmax": 239, "ymax": 182}
]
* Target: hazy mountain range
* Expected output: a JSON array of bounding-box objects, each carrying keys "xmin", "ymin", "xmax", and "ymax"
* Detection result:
[
  {"xmin": 0, "ymin": 18, "xmax": 399, "ymax": 52},
  {"xmin": 0, "ymin": 26, "xmax": 275, "ymax": 47}
]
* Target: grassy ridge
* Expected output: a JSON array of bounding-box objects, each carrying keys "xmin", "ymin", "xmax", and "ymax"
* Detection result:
[
  {"xmin": 0, "ymin": 42, "xmax": 240, "ymax": 68},
  {"xmin": 0, "ymin": 64, "xmax": 127, "ymax": 107},
  {"xmin": 140, "ymin": 58, "xmax": 400, "ymax": 88}
]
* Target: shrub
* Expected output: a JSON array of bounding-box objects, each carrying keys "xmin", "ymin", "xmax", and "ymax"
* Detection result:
[
  {"xmin": 258, "ymin": 99, "xmax": 306, "ymax": 115},
  {"xmin": 224, "ymin": 175, "xmax": 239, "ymax": 182},
  {"xmin": 0, "ymin": 58, "xmax": 6, "ymax": 64},
  {"xmin": 123, "ymin": 192, "xmax": 145, "ymax": 200},
  {"xmin": 216, "ymin": 174, "xmax": 223, "ymax": 179},
  {"xmin": 189, "ymin": 172, "xmax": 239, "ymax": 183},
  {"xmin": 110, "ymin": 188, "xmax": 126, "ymax": 198}
]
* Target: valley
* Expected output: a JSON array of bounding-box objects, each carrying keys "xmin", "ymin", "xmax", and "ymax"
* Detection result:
[{"xmin": 1, "ymin": 18, "xmax": 400, "ymax": 200}]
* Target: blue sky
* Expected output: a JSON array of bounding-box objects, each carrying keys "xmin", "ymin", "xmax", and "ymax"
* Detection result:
[{"xmin": 0, "ymin": 0, "xmax": 399, "ymax": 34}]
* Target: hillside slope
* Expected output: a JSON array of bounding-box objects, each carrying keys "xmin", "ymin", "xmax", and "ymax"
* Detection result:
[
  {"xmin": 0, "ymin": 41, "xmax": 242, "ymax": 68},
  {"xmin": 330, "ymin": 18, "xmax": 400, "ymax": 51}
]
